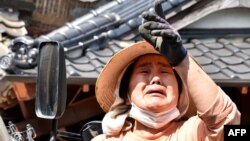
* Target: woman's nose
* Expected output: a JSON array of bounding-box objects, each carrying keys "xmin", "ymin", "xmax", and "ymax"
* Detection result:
[{"xmin": 150, "ymin": 75, "xmax": 162, "ymax": 85}]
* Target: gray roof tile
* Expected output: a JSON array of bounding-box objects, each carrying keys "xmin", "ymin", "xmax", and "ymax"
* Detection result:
[
  {"xmin": 190, "ymin": 39, "xmax": 201, "ymax": 45},
  {"xmin": 213, "ymin": 60, "xmax": 227, "ymax": 69},
  {"xmin": 232, "ymin": 42, "xmax": 250, "ymax": 49},
  {"xmin": 220, "ymin": 56, "xmax": 244, "ymax": 65},
  {"xmin": 183, "ymin": 43, "xmax": 195, "ymax": 49},
  {"xmin": 196, "ymin": 44, "xmax": 210, "ymax": 53},
  {"xmin": 245, "ymin": 38, "xmax": 250, "ymax": 43},
  {"xmin": 225, "ymin": 44, "xmax": 240, "ymax": 53},
  {"xmin": 91, "ymin": 59, "xmax": 103, "ymax": 68},
  {"xmin": 210, "ymin": 73, "xmax": 228, "ymax": 80},
  {"xmin": 85, "ymin": 52, "xmax": 97, "ymax": 60},
  {"xmin": 67, "ymin": 66, "xmax": 81, "ymax": 76},
  {"xmin": 211, "ymin": 49, "xmax": 233, "ymax": 57},
  {"xmin": 194, "ymin": 56, "xmax": 212, "ymax": 65},
  {"xmin": 109, "ymin": 42, "xmax": 124, "ymax": 53},
  {"xmin": 221, "ymin": 69, "xmax": 239, "ymax": 79},
  {"xmin": 68, "ymin": 56, "xmax": 90, "ymax": 64},
  {"xmin": 217, "ymin": 38, "xmax": 230, "ymax": 45},
  {"xmin": 204, "ymin": 52, "xmax": 219, "ymax": 61},
  {"xmin": 95, "ymin": 56, "xmax": 110, "ymax": 65},
  {"xmin": 228, "ymin": 64, "xmax": 250, "ymax": 74},
  {"xmin": 189, "ymin": 48, "xmax": 203, "ymax": 56},
  {"xmin": 245, "ymin": 60, "xmax": 250, "ymax": 67},
  {"xmin": 61, "ymin": 37, "xmax": 250, "ymax": 86},
  {"xmin": 70, "ymin": 63, "xmax": 95, "ymax": 72},
  {"xmin": 203, "ymin": 42, "xmax": 224, "ymax": 49},
  {"xmin": 91, "ymin": 48, "xmax": 114, "ymax": 57},
  {"xmin": 242, "ymin": 49, "xmax": 250, "ymax": 55},
  {"xmin": 1, "ymin": 0, "xmax": 250, "ymax": 87},
  {"xmin": 235, "ymin": 52, "xmax": 250, "ymax": 60},
  {"xmin": 203, "ymin": 64, "xmax": 220, "ymax": 74},
  {"xmin": 237, "ymin": 73, "xmax": 250, "ymax": 80}
]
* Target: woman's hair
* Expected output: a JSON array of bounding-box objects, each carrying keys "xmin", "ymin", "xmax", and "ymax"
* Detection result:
[
  {"xmin": 119, "ymin": 61, "xmax": 136, "ymax": 99},
  {"xmin": 119, "ymin": 54, "xmax": 182, "ymax": 100}
]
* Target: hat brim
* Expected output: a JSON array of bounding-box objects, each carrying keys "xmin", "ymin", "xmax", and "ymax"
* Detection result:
[
  {"xmin": 95, "ymin": 41, "xmax": 195, "ymax": 118},
  {"xmin": 95, "ymin": 41, "xmax": 159, "ymax": 112}
]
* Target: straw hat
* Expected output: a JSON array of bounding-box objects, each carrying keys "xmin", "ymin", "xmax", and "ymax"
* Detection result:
[{"xmin": 95, "ymin": 41, "xmax": 194, "ymax": 118}]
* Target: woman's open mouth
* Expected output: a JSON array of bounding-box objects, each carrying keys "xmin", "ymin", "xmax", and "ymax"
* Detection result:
[{"xmin": 146, "ymin": 86, "xmax": 166, "ymax": 96}]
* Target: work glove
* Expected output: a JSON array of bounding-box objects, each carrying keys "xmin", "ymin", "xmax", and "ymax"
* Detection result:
[{"xmin": 138, "ymin": 11, "xmax": 187, "ymax": 66}]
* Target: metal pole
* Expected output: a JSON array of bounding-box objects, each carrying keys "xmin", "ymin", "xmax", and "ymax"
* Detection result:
[{"xmin": 49, "ymin": 119, "xmax": 58, "ymax": 141}]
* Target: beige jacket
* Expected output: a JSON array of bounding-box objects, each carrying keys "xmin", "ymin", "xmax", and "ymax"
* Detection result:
[{"xmin": 92, "ymin": 87, "xmax": 241, "ymax": 141}]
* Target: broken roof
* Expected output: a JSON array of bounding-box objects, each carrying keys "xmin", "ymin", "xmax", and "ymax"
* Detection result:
[{"xmin": 1, "ymin": 0, "xmax": 250, "ymax": 87}]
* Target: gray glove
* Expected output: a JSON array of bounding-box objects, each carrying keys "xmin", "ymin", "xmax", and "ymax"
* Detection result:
[{"xmin": 138, "ymin": 11, "xmax": 187, "ymax": 66}]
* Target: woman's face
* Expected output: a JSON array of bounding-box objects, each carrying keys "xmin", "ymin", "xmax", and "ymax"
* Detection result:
[{"xmin": 128, "ymin": 54, "xmax": 179, "ymax": 113}]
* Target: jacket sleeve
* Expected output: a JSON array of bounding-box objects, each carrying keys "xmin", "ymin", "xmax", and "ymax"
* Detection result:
[
  {"xmin": 175, "ymin": 54, "xmax": 233, "ymax": 115},
  {"xmin": 175, "ymin": 54, "xmax": 241, "ymax": 141},
  {"xmin": 198, "ymin": 87, "xmax": 241, "ymax": 141}
]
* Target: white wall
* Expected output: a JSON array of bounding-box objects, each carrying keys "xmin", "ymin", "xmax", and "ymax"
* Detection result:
[{"xmin": 186, "ymin": 7, "xmax": 250, "ymax": 29}]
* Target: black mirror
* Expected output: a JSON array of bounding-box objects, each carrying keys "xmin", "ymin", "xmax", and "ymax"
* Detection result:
[{"xmin": 35, "ymin": 41, "xmax": 67, "ymax": 119}]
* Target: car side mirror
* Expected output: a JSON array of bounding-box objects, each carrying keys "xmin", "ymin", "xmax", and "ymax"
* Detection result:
[{"xmin": 35, "ymin": 41, "xmax": 67, "ymax": 119}]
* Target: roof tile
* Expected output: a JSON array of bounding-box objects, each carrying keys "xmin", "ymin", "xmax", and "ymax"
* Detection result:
[
  {"xmin": 70, "ymin": 63, "xmax": 95, "ymax": 72},
  {"xmin": 189, "ymin": 48, "xmax": 203, "ymax": 56},
  {"xmin": 220, "ymin": 56, "xmax": 243, "ymax": 65},
  {"xmin": 213, "ymin": 60, "xmax": 227, "ymax": 69},
  {"xmin": 194, "ymin": 56, "xmax": 212, "ymax": 65},
  {"xmin": 90, "ymin": 59, "xmax": 103, "ymax": 68},
  {"xmin": 235, "ymin": 52, "xmax": 250, "ymax": 60},
  {"xmin": 221, "ymin": 69, "xmax": 239, "ymax": 79},
  {"xmin": 66, "ymin": 65, "xmax": 81, "ymax": 76},
  {"xmin": 2, "ymin": 0, "xmax": 250, "ymax": 87},
  {"xmin": 204, "ymin": 52, "xmax": 219, "ymax": 61},
  {"xmin": 203, "ymin": 64, "xmax": 220, "ymax": 74},
  {"xmin": 245, "ymin": 60, "xmax": 250, "ymax": 67},
  {"xmin": 203, "ymin": 42, "xmax": 223, "ymax": 49},
  {"xmin": 217, "ymin": 38, "xmax": 230, "ymax": 45},
  {"xmin": 232, "ymin": 42, "xmax": 250, "ymax": 49},
  {"xmin": 85, "ymin": 51, "xmax": 97, "ymax": 60},
  {"xmin": 228, "ymin": 64, "xmax": 250, "ymax": 74},
  {"xmin": 209, "ymin": 73, "xmax": 228, "ymax": 80},
  {"xmin": 237, "ymin": 73, "xmax": 250, "ymax": 80},
  {"xmin": 241, "ymin": 49, "xmax": 250, "ymax": 55},
  {"xmin": 196, "ymin": 44, "xmax": 209, "ymax": 53},
  {"xmin": 183, "ymin": 43, "xmax": 195, "ymax": 49},
  {"xmin": 211, "ymin": 49, "xmax": 233, "ymax": 57},
  {"xmin": 225, "ymin": 44, "xmax": 240, "ymax": 53},
  {"xmin": 91, "ymin": 48, "xmax": 114, "ymax": 57}
]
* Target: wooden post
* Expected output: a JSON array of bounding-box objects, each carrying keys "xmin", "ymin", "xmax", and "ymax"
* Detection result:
[
  {"xmin": 241, "ymin": 86, "xmax": 248, "ymax": 95},
  {"xmin": 12, "ymin": 82, "xmax": 36, "ymax": 101}
]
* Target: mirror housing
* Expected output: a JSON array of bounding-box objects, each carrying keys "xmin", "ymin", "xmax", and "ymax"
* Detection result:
[{"xmin": 35, "ymin": 41, "xmax": 67, "ymax": 119}]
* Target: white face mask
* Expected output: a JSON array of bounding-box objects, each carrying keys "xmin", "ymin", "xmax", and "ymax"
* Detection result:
[{"xmin": 129, "ymin": 103, "xmax": 180, "ymax": 129}]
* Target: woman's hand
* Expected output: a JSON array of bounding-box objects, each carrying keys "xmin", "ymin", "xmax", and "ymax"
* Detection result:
[{"xmin": 138, "ymin": 11, "xmax": 187, "ymax": 66}]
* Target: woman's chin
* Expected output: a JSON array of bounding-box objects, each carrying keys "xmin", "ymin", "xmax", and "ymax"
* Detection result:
[{"xmin": 145, "ymin": 99, "xmax": 169, "ymax": 112}]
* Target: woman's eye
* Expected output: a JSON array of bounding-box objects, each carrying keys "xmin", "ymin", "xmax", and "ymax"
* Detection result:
[
  {"xmin": 141, "ymin": 70, "xmax": 149, "ymax": 73},
  {"xmin": 161, "ymin": 70, "xmax": 169, "ymax": 73}
]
